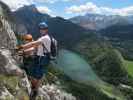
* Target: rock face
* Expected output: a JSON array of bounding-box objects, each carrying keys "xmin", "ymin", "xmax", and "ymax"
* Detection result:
[
  {"xmin": 0, "ymin": 16, "xmax": 17, "ymax": 52},
  {"xmin": 0, "ymin": 3, "xmax": 23, "ymax": 76},
  {"xmin": 0, "ymin": 3, "xmax": 30, "ymax": 99},
  {"xmin": 0, "ymin": 2, "xmax": 77, "ymax": 100},
  {"xmin": 0, "ymin": 49, "xmax": 22, "ymax": 75},
  {"xmin": 38, "ymin": 84, "xmax": 76, "ymax": 100}
]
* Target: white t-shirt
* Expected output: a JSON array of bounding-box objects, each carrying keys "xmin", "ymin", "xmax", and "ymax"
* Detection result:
[{"xmin": 37, "ymin": 35, "xmax": 51, "ymax": 56}]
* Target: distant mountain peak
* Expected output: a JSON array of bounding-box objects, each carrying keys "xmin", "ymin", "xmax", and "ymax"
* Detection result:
[
  {"xmin": 70, "ymin": 14, "xmax": 133, "ymax": 30},
  {"xmin": 16, "ymin": 4, "xmax": 38, "ymax": 13},
  {"xmin": 85, "ymin": 13, "xmax": 105, "ymax": 17}
]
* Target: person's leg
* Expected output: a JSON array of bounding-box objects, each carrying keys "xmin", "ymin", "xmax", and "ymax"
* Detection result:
[
  {"xmin": 29, "ymin": 65, "xmax": 48, "ymax": 100},
  {"xmin": 31, "ymin": 78, "xmax": 41, "ymax": 90},
  {"xmin": 29, "ymin": 56, "xmax": 49, "ymax": 99},
  {"xmin": 30, "ymin": 77, "xmax": 41, "ymax": 100}
]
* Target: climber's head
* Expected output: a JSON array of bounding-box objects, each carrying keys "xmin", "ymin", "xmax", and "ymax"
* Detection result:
[
  {"xmin": 24, "ymin": 34, "xmax": 33, "ymax": 43},
  {"xmin": 38, "ymin": 22, "xmax": 48, "ymax": 36}
]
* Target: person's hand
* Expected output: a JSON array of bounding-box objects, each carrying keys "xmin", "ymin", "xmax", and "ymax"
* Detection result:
[
  {"xmin": 15, "ymin": 45, "xmax": 23, "ymax": 51},
  {"xmin": 18, "ymin": 50, "xmax": 24, "ymax": 56}
]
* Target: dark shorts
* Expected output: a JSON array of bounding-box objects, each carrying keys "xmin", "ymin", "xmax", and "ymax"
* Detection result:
[
  {"xmin": 29, "ymin": 56, "xmax": 50, "ymax": 79},
  {"xmin": 22, "ymin": 56, "xmax": 33, "ymax": 74}
]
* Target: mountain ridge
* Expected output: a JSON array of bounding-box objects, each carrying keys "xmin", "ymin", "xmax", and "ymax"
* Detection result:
[
  {"xmin": 70, "ymin": 13, "xmax": 133, "ymax": 30},
  {"xmin": 99, "ymin": 23, "xmax": 133, "ymax": 60}
]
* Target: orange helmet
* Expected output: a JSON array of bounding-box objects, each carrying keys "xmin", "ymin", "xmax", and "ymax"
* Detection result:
[{"xmin": 24, "ymin": 34, "xmax": 33, "ymax": 42}]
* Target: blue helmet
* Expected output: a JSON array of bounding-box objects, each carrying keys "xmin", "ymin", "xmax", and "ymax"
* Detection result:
[{"xmin": 38, "ymin": 22, "xmax": 48, "ymax": 29}]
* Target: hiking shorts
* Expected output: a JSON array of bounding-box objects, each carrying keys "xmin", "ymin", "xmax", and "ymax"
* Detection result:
[
  {"xmin": 29, "ymin": 56, "xmax": 50, "ymax": 79},
  {"xmin": 22, "ymin": 56, "xmax": 34, "ymax": 76}
]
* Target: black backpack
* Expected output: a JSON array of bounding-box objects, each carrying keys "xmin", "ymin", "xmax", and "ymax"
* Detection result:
[{"xmin": 49, "ymin": 36, "xmax": 58, "ymax": 60}]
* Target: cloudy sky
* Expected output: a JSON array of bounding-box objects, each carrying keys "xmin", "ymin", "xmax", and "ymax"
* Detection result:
[{"xmin": 1, "ymin": 0, "xmax": 133, "ymax": 18}]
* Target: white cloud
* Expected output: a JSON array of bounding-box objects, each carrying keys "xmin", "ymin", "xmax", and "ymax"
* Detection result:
[
  {"xmin": 37, "ymin": 6, "xmax": 51, "ymax": 14},
  {"xmin": 66, "ymin": 2, "xmax": 133, "ymax": 16},
  {"xmin": 32, "ymin": 0, "xmax": 79, "ymax": 4},
  {"xmin": 63, "ymin": 0, "xmax": 79, "ymax": 2},
  {"xmin": 1, "ymin": 0, "xmax": 77, "ymax": 11},
  {"xmin": 66, "ymin": 2, "xmax": 99, "ymax": 14},
  {"xmin": 1, "ymin": 0, "xmax": 77, "ymax": 17},
  {"xmin": 33, "ymin": 0, "xmax": 76, "ymax": 4},
  {"xmin": 1, "ymin": 0, "xmax": 33, "ymax": 11},
  {"xmin": 1, "ymin": 0, "xmax": 56, "ymax": 11},
  {"xmin": 1, "ymin": 0, "xmax": 52, "ymax": 14},
  {"xmin": 33, "ymin": 0, "xmax": 58, "ymax": 4}
]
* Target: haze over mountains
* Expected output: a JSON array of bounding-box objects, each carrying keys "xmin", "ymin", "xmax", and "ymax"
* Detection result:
[
  {"xmin": 70, "ymin": 13, "xmax": 133, "ymax": 30},
  {"xmin": 69, "ymin": 13, "xmax": 133, "ymax": 60}
]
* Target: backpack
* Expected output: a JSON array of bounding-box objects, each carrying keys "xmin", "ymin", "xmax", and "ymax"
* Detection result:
[
  {"xmin": 49, "ymin": 36, "xmax": 58, "ymax": 60},
  {"xmin": 42, "ymin": 35, "xmax": 58, "ymax": 60}
]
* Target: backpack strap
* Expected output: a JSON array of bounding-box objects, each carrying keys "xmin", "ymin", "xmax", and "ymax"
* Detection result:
[{"xmin": 42, "ymin": 43, "xmax": 49, "ymax": 54}]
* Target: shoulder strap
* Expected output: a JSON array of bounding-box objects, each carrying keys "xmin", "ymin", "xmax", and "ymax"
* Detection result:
[
  {"xmin": 49, "ymin": 35, "xmax": 53, "ymax": 43},
  {"xmin": 42, "ymin": 43, "xmax": 49, "ymax": 54}
]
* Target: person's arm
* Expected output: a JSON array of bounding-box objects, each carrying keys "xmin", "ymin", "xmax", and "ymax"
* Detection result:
[
  {"xmin": 24, "ymin": 47, "xmax": 35, "ymax": 55},
  {"xmin": 22, "ymin": 41, "xmax": 41, "ymax": 50}
]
